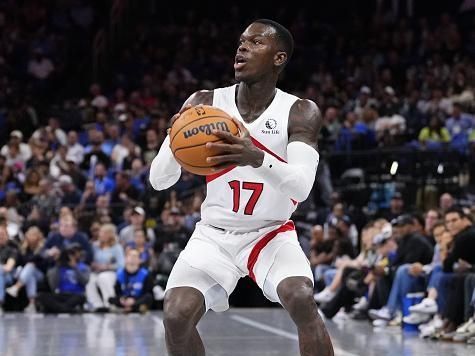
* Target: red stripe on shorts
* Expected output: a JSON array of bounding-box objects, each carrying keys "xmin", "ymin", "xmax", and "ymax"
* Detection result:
[{"xmin": 247, "ymin": 221, "xmax": 295, "ymax": 282}]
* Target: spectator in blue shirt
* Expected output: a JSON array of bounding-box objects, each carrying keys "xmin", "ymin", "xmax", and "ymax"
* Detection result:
[
  {"xmin": 445, "ymin": 103, "xmax": 475, "ymax": 152},
  {"xmin": 42, "ymin": 215, "xmax": 93, "ymax": 265},
  {"xmin": 93, "ymin": 163, "xmax": 115, "ymax": 196}
]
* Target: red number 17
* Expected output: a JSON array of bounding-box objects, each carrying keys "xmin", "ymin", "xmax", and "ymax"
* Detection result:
[{"xmin": 228, "ymin": 180, "xmax": 263, "ymax": 215}]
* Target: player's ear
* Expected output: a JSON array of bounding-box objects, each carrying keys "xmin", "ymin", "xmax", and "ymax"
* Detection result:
[{"xmin": 274, "ymin": 51, "xmax": 287, "ymax": 69}]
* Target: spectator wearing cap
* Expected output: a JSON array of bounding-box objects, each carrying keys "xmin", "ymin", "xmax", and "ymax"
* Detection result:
[
  {"xmin": 86, "ymin": 224, "xmax": 124, "ymax": 312},
  {"xmin": 59, "ymin": 175, "xmax": 81, "ymax": 208},
  {"xmin": 353, "ymin": 86, "xmax": 378, "ymax": 119},
  {"xmin": 369, "ymin": 214, "xmax": 434, "ymax": 321},
  {"xmin": 119, "ymin": 207, "xmax": 155, "ymax": 246},
  {"xmin": 1, "ymin": 131, "xmax": 32, "ymax": 168},
  {"xmin": 42, "ymin": 215, "xmax": 93, "ymax": 265},
  {"xmin": 37, "ymin": 243, "xmax": 90, "ymax": 313}
]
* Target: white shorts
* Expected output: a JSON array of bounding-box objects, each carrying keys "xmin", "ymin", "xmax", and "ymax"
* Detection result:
[{"xmin": 166, "ymin": 221, "xmax": 313, "ymax": 312}]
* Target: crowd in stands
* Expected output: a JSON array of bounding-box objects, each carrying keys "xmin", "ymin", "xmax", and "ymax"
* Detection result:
[{"xmin": 0, "ymin": 0, "xmax": 475, "ymax": 344}]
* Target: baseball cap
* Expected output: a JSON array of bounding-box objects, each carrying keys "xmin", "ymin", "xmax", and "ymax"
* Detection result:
[
  {"xmin": 170, "ymin": 207, "xmax": 181, "ymax": 215},
  {"xmin": 391, "ymin": 214, "xmax": 414, "ymax": 227},
  {"xmin": 10, "ymin": 130, "xmax": 23, "ymax": 140},
  {"xmin": 373, "ymin": 231, "xmax": 391, "ymax": 246},
  {"xmin": 58, "ymin": 175, "xmax": 73, "ymax": 185},
  {"xmin": 132, "ymin": 206, "xmax": 145, "ymax": 216}
]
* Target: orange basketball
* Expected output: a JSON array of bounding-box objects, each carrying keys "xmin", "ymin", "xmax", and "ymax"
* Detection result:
[{"xmin": 170, "ymin": 105, "xmax": 239, "ymax": 175}]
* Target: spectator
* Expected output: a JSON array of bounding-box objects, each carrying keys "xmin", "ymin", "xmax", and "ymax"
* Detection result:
[
  {"xmin": 58, "ymin": 175, "xmax": 82, "ymax": 208},
  {"xmin": 86, "ymin": 224, "xmax": 124, "ymax": 312},
  {"xmin": 439, "ymin": 193, "xmax": 455, "ymax": 214},
  {"xmin": 66, "ymin": 131, "xmax": 85, "ymax": 165},
  {"xmin": 0, "ymin": 225, "xmax": 17, "ymax": 315},
  {"xmin": 119, "ymin": 206, "xmax": 155, "ymax": 245},
  {"xmin": 126, "ymin": 228, "xmax": 153, "ymax": 268},
  {"xmin": 418, "ymin": 116, "xmax": 451, "ymax": 150},
  {"xmin": 110, "ymin": 171, "xmax": 142, "ymax": 222},
  {"xmin": 92, "ymin": 163, "xmax": 115, "ymax": 196},
  {"xmin": 27, "ymin": 48, "xmax": 55, "ymax": 81},
  {"xmin": 109, "ymin": 248, "xmax": 154, "ymax": 313},
  {"xmin": 6, "ymin": 226, "xmax": 47, "ymax": 313},
  {"xmin": 1, "ymin": 131, "xmax": 32, "ymax": 168},
  {"xmin": 368, "ymin": 214, "xmax": 434, "ymax": 321},
  {"xmin": 43, "ymin": 215, "xmax": 93, "ymax": 265},
  {"xmin": 37, "ymin": 243, "xmax": 90, "ymax": 314}
]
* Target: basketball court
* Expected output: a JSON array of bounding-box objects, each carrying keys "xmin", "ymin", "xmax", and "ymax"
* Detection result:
[{"xmin": 0, "ymin": 308, "xmax": 472, "ymax": 355}]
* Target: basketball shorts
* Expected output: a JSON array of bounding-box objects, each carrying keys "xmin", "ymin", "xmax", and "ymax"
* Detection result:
[{"xmin": 166, "ymin": 220, "xmax": 313, "ymax": 312}]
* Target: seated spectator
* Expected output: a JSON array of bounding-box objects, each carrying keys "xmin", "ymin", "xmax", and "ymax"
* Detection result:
[
  {"xmin": 81, "ymin": 131, "xmax": 111, "ymax": 171},
  {"xmin": 6, "ymin": 226, "xmax": 47, "ymax": 313},
  {"xmin": 437, "ymin": 207, "xmax": 475, "ymax": 335},
  {"xmin": 109, "ymin": 248, "xmax": 154, "ymax": 313},
  {"xmin": 119, "ymin": 206, "xmax": 155, "ymax": 245},
  {"xmin": 445, "ymin": 103, "xmax": 474, "ymax": 152},
  {"xmin": 0, "ymin": 225, "xmax": 17, "ymax": 315},
  {"xmin": 1, "ymin": 131, "xmax": 32, "ymax": 168},
  {"xmin": 86, "ymin": 224, "xmax": 124, "ymax": 312},
  {"xmin": 42, "ymin": 214, "xmax": 93, "ymax": 265},
  {"xmin": 66, "ymin": 131, "xmax": 84, "ymax": 165},
  {"xmin": 402, "ymin": 222, "xmax": 453, "ymax": 332},
  {"xmin": 58, "ymin": 175, "xmax": 81, "ymax": 208},
  {"xmin": 37, "ymin": 243, "xmax": 90, "ymax": 313},
  {"xmin": 418, "ymin": 116, "xmax": 451, "ymax": 150},
  {"xmin": 126, "ymin": 228, "xmax": 153, "ymax": 268},
  {"xmin": 368, "ymin": 214, "xmax": 434, "ymax": 322},
  {"xmin": 92, "ymin": 163, "xmax": 115, "ymax": 196}
]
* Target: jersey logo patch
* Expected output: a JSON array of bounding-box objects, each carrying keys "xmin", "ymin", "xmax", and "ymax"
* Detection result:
[{"xmin": 262, "ymin": 119, "xmax": 280, "ymax": 134}]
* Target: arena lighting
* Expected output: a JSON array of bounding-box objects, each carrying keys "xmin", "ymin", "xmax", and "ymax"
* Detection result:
[
  {"xmin": 437, "ymin": 163, "xmax": 444, "ymax": 174},
  {"xmin": 390, "ymin": 161, "xmax": 398, "ymax": 175}
]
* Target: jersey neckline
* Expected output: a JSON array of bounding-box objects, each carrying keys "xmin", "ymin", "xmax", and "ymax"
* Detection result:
[{"xmin": 231, "ymin": 84, "xmax": 282, "ymax": 127}]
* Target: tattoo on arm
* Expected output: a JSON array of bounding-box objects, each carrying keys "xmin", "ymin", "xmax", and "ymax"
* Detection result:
[{"xmin": 288, "ymin": 99, "xmax": 322, "ymax": 150}]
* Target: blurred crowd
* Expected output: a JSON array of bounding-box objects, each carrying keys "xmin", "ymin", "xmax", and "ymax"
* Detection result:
[{"xmin": 0, "ymin": 0, "xmax": 474, "ymax": 343}]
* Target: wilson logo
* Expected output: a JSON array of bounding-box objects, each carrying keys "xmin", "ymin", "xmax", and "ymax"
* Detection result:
[{"xmin": 183, "ymin": 121, "xmax": 231, "ymax": 139}]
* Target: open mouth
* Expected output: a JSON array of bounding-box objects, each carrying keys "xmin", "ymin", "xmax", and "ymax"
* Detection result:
[{"xmin": 234, "ymin": 55, "xmax": 247, "ymax": 70}]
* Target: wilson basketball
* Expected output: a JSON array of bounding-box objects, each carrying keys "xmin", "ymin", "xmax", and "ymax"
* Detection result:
[{"xmin": 170, "ymin": 105, "xmax": 239, "ymax": 175}]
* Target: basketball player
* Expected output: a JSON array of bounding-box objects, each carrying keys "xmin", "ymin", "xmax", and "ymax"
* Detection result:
[{"xmin": 150, "ymin": 19, "xmax": 334, "ymax": 356}]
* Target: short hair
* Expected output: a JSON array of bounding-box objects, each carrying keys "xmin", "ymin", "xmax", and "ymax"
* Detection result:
[
  {"xmin": 444, "ymin": 206, "xmax": 467, "ymax": 219},
  {"xmin": 431, "ymin": 220, "xmax": 446, "ymax": 235},
  {"xmin": 253, "ymin": 19, "xmax": 294, "ymax": 65}
]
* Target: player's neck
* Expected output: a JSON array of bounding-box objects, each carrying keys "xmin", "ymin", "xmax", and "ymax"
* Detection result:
[{"xmin": 236, "ymin": 80, "xmax": 277, "ymax": 122}]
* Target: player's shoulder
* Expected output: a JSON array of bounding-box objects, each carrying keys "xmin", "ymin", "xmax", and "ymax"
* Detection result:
[
  {"xmin": 289, "ymin": 97, "xmax": 321, "ymax": 119},
  {"xmin": 186, "ymin": 90, "xmax": 214, "ymax": 106}
]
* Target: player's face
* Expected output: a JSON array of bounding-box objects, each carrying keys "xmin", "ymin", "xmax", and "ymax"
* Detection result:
[{"xmin": 235, "ymin": 23, "xmax": 280, "ymax": 82}]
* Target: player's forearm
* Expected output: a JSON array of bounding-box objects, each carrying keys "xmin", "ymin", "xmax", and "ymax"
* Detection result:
[
  {"xmin": 253, "ymin": 141, "xmax": 319, "ymax": 202},
  {"xmin": 149, "ymin": 136, "xmax": 182, "ymax": 191}
]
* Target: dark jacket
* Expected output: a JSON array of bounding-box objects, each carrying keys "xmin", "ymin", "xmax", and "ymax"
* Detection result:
[
  {"xmin": 42, "ymin": 232, "xmax": 93, "ymax": 264},
  {"xmin": 443, "ymin": 226, "xmax": 475, "ymax": 273},
  {"xmin": 392, "ymin": 232, "xmax": 433, "ymax": 270}
]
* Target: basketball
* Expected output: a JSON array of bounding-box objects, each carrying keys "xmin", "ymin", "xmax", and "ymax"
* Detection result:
[{"xmin": 169, "ymin": 105, "xmax": 239, "ymax": 175}]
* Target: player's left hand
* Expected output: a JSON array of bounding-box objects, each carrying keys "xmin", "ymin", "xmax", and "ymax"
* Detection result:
[{"xmin": 206, "ymin": 118, "xmax": 264, "ymax": 170}]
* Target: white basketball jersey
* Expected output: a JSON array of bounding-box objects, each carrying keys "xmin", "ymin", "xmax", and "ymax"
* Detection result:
[{"xmin": 200, "ymin": 84, "xmax": 300, "ymax": 232}]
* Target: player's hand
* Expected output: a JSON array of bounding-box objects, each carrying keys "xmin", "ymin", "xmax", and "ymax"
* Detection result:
[
  {"xmin": 167, "ymin": 104, "xmax": 193, "ymax": 135},
  {"xmin": 206, "ymin": 118, "xmax": 264, "ymax": 170}
]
